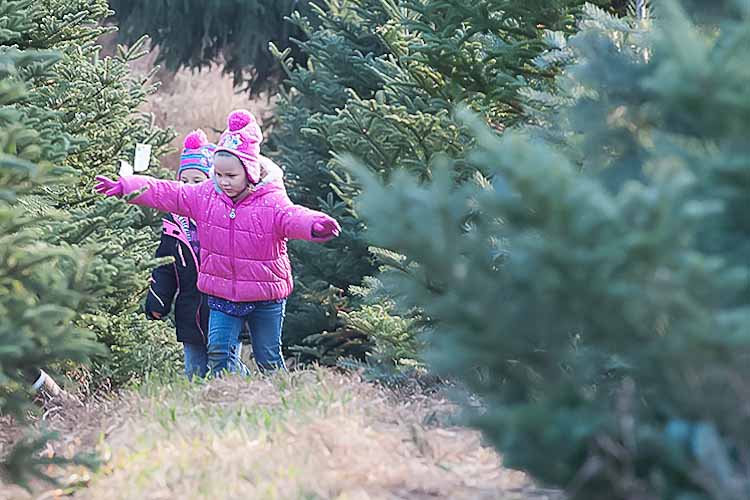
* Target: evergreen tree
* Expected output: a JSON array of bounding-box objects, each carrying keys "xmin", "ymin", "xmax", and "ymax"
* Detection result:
[
  {"xmin": 11, "ymin": 0, "xmax": 181, "ymax": 388},
  {"xmin": 108, "ymin": 0, "xmax": 316, "ymax": 95},
  {"xmin": 0, "ymin": 4, "xmax": 99, "ymax": 483},
  {"xmin": 272, "ymin": 0, "xmax": 613, "ymax": 365},
  {"xmin": 350, "ymin": 1, "xmax": 750, "ymax": 498},
  {"xmin": 269, "ymin": 1, "xmax": 389, "ymax": 360}
]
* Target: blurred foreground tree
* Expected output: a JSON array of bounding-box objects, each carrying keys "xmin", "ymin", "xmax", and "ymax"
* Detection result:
[{"xmin": 351, "ymin": 1, "xmax": 750, "ymax": 497}]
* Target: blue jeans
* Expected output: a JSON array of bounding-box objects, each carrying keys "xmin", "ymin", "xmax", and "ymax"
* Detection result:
[
  {"xmin": 208, "ymin": 299, "xmax": 286, "ymax": 376},
  {"xmin": 183, "ymin": 341, "xmax": 247, "ymax": 380}
]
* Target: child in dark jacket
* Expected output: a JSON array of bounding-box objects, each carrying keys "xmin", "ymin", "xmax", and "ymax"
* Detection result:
[{"xmin": 145, "ymin": 130, "xmax": 245, "ymax": 378}]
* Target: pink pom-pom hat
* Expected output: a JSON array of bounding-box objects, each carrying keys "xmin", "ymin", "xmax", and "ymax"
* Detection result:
[
  {"xmin": 178, "ymin": 129, "xmax": 216, "ymax": 177},
  {"xmin": 214, "ymin": 109, "xmax": 263, "ymax": 184}
]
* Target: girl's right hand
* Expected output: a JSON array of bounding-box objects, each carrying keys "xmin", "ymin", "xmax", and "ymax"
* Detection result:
[{"xmin": 94, "ymin": 175, "xmax": 124, "ymax": 197}]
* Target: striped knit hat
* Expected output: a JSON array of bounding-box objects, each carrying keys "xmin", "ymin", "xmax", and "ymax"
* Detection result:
[{"xmin": 178, "ymin": 130, "xmax": 215, "ymax": 177}]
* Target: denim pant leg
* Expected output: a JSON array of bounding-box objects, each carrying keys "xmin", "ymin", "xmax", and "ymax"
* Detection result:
[
  {"xmin": 208, "ymin": 310, "xmax": 243, "ymax": 377},
  {"xmin": 246, "ymin": 300, "xmax": 286, "ymax": 372},
  {"xmin": 229, "ymin": 342, "xmax": 250, "ymax": 376},
  {"xmin": 183, "ymin": 342, "xmax": 208, "ymax": 380}
]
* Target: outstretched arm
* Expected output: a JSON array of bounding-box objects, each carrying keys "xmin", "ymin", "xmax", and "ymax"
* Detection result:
[
  {"xmin": 95, "ymin": 175, "xmax": 203, "ymax": 219},
  {"xmin": 274, "ymin": 194, "xmax": 340, "ymax": 242}
]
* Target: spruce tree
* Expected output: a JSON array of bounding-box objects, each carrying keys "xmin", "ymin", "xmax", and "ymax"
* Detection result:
[
  {"xmin": 272, "ymin": 0, "xmax": 614, "ymax": 365},
  {"xmin": 350, "ymin": 1, "xmax": 750, "ymax": 498},
  {"xmin": 0, "ymin": 4, "xmax": 99, "ymax": 483},
  {"xmin": 269, "ymin": 1, "xmax": 389, "ymax": 360},
  {"xmin": 11, "ymin": 0, "xmax": 180, "ymax": 387}
]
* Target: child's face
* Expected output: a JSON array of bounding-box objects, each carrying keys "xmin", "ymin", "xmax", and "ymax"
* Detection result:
[
  {"xmin": 179, "ymin": 169, "xmax": 209, "ymax": 185},
  {"xmin": 214, "ymin": 154, "xmax": 249, "ymax": 198}
]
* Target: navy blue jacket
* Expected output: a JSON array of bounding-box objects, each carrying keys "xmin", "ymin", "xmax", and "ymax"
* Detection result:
[{"xmin": 145, "ymin": 213, "xmax": 208, "ymax": 345}]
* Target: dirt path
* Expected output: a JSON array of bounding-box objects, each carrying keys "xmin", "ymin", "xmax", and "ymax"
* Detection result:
[{"xmin": 1, "ymin": 369, "xmax": 559, "ymax": 499}]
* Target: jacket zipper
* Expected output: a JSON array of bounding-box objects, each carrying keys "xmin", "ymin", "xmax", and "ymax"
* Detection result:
[
  {"xmin": 177, "ymin": 243, "xmax": 187, "ymax": 267},
  {"xmin": 229, "ymin": 207, "xmax": 237, "ymax": 299}
]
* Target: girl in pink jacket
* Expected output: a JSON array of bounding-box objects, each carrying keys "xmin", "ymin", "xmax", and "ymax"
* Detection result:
[{"xmin": 95, "ymin": 110, "xmax": 340, "ymax": 375}]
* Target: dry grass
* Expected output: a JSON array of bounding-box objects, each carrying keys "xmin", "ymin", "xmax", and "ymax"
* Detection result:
[
  {"xmin": 0, "ymin": 392, "xmax": 123, "ymax": 500},
  {"xmin": 141, "ymin": 64, "xmax": 275, "ymax": 170},
  {"xmin": 1, "ymin": 369, "xmax": 557, "ymax": 500}
]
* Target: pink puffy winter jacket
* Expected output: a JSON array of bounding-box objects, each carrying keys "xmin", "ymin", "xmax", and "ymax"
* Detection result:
[{"xmin": 119, "ymin": 165, "xmax": 336, "ymax": 303}]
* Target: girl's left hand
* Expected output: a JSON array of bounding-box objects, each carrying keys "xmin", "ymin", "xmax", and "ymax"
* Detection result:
[
  {"xmin": 94, "ymin": 175, "xmax": 124, "ymax": 197},
  {"xmin": 312, "ymin": 219, "xmax": 341, "ymax": 239}
]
